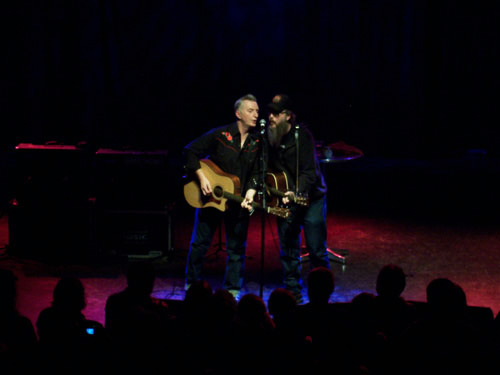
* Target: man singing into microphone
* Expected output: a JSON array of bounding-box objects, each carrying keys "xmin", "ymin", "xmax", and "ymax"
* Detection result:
[
  {"xmin": 266, "ymin": 94, "xmax": 330, "ymax": 304},
  {"xmin": 183, "ymin": 94, "xmax": 261, "ymax": 301}
]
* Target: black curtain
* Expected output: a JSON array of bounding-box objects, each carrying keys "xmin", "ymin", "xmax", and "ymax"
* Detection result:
[{"xmin": 3, "ymin": 0, "xmax": 500, "ymax": 157}]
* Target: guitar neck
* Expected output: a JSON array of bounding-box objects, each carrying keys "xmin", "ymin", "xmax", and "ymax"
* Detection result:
[
  {"xmin": 267, "ymin": 186, "xmax": 286, "ymax": 198},
  {"xmin": 222, "ymin": 191, "xmax": 289, "ymax": 218},
  {"xmin": 223, "ymin": 191, "xmax": 262, "ymax": 209},
  {"xmin": 267, "ymin": 186, "xmax": 303, "ymax": 205}
]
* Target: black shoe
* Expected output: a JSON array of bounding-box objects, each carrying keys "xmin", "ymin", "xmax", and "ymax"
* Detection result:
[{"xmin": 293, "ymin": 292, "xmax": 304, "ymax": 304}]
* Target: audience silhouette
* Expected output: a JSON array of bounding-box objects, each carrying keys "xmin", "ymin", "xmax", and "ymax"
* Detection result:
[
  {"xmin": 175, "ymin": 279, "xmax": 215, "ymax": 374},
  {"xmin": 0, "ymin": 268, "xmax": 38, "ymax": 374},
  {"xmin": 374, "ymin": 264, "xmax": 417, "ymax": 340},
  {"xmin": 36, "ymin": 276, "xmax": 108, "ymax": 375},
  {"xmin": 267, "ymin": 287, "xmax": 309, "ymax": 374},
  {"xmin": 346, "ymin": 264, "xmax": 416, "ymax": 374},
  {"xmin": 211, "ymin": 287, "xmax": 237, "ymax": 333},
  {"xmin": 206, "ymin": 288, "xmax": 238, "ymax": 374},
  {"xmin": 348, "ymin": 291, "xmax": 388, "ymax": 374},
  {"xmin": 296, "ymin": 266, "xmax": 356, "ymax": 374},
  {"xmin": 105, "ymin": 261, "xmax": 173, "ymax": 374},
  {"xmin": 267, "ymin": 287, "xmax": 298, "ymax": 333},
  {"xmin": 230, "ymin": 293, "xmax": 275, "ymax": 374},
  {"xmin": 392, "ymin": 277, "xmax": 494, "ymax": 374},
  {"xmin": 1, "ymin": 259, "xmax": 498, "ymax": 374}
]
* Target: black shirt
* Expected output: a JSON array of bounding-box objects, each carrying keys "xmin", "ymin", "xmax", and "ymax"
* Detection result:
[
  {"xmin": 268, "ymin": 124, "xmax": 326, "ymax": 201},
  {"xmin": 183, "ymin": 122, "xmax": 261, "ymax": 194}
]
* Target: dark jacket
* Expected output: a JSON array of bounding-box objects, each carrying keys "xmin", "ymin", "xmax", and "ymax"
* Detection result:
[
  {"xmin": 183, "ymin": 122, "xmax": 261, "ymax": 194},
  {"xmin": 268, "ymin": 124, "xmax": 326, "ymax": 201}
]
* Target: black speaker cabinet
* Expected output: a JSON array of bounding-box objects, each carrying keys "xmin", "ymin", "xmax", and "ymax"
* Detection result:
[
  {"xmin": 8, "ymin": 144, "xmax": 93, "ymax": 261},
  {"xmin": 8, "ymin": 144, "xmax": 177, "ymax": 261},
  {"xmin": 95, "ymin": 209, "xmax": 172, "ymax": 259},
  {"xmin": 94, "ymin": 148, "xmax": 172, "ymax": 211},
  {"xmin": 93, "ymin": 148, "xmax": 175, "ymax": 258}
]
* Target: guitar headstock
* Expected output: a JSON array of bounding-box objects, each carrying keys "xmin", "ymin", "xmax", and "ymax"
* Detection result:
[
  {"xmin": 294, "ymin": 195, "xmax": 310, "ymax": 207},
  {"xmin": 267, "ymin": 206, "xmax": 291, "ymax": 219}
]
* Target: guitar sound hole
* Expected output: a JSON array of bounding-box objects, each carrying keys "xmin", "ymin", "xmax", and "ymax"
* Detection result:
[{"xmin": 213, "ymin": 186, "xmax": 224, "ymax": 199}]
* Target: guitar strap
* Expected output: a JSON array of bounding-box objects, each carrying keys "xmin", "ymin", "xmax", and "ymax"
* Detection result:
[{"xmin": 294, "ymin": 123, "xmax": 299, "ymax": 196}]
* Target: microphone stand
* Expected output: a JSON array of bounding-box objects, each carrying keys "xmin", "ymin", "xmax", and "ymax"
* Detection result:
[{"xmin": 258, "ymin": 119, "xmax": 268, "ymax": 298}]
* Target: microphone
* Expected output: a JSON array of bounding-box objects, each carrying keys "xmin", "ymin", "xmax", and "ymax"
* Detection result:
[{"xmin": 259, "ymin": 119, "xmax": 266, "ymax": 135}]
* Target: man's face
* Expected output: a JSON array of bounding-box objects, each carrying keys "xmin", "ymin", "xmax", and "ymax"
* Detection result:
[
  {"xmin": 236, "ymin": 100, "xmax": 259, "ymax": 128},
  {"xmin": 268, "ymin": 111, "xmax": 290, "ymax": 147},
  {"xmin": 268, "ymin": 110, "xmax": 288, "ymax": 128}
]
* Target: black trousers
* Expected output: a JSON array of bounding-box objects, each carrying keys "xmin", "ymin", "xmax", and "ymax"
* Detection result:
[{"xmin": 185, "ymin": 205, "xmax": 250, "ymax": 291}]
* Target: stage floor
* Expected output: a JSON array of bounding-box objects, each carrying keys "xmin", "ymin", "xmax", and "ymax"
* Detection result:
[{"xmin": 1, "ymin": 201, "xmax": 499, "ymax": 328}]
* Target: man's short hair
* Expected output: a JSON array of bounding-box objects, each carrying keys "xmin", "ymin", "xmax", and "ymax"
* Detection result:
[{"xmin": 234, "ymin": 93, "xmax": 257, "ymax": 112}]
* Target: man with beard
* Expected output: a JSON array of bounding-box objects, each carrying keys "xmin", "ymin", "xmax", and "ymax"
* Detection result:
[
  {"xmin": 183, "ymin": 94, "xmax": 260, "ymax": 301},
  {"xmin": 266, "ymin": 94, "xmax": 330, "ymax": 303}
]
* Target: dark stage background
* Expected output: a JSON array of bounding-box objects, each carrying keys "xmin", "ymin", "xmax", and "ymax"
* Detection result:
[
  {"xmin": 1, "ymin": 0, "xmax": 500, "ymax": 221},
  {"xmin": 3, "ymin": 0, "xmax": 500, "ymax": 155}
]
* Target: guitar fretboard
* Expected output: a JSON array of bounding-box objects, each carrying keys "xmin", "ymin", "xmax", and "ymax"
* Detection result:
[{"xmin": 217, "ymin": 189, "xmax": 289, "ymax": 218}]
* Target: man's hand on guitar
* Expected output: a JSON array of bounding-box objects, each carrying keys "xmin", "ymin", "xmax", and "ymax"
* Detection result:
[
  {"xmin": 196, "ymin": 169, "xmax": 212, "ymax": 196},
  {"xmin": 241, "ymin": 188, "xmax": 256, "ymax": 212},
  {"xmin": 282, "ymin": 191, "xmax": 296, "ymax": 205}
]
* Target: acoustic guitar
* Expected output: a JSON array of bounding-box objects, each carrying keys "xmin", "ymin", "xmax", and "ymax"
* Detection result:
[
  {"xmin": 183, "ymin": 159, "xmax": 290, "ymax": 219},
  {"xmin": 265, "ymin": 171, "xmax": 310, "ymax": 207}
]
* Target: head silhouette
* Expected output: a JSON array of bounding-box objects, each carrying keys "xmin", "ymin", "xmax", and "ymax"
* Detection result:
[
  {"xmin": 211, "ymin": 288, "xmax": 237, "ymax": 324},
  {"xmin": 350, "ymin": 292, "xmax": 377, "ymax": 325},
  {"xmin": 426, "ymin": 278, "xmax": 466, "ymax": 319},
  {"xmin": 237, "ymin": 294, "xmax": 270, "ymax": 327},
  {"xmin": 184, "ymin": 280, "xmax": 213, "ymax": 313},
  {"xmin": 376, "ymin": 264, "xmax": 406, "ymax": 299},
  {"xmin": 52, "ymin": 276, "xmax": 86, "ymax": 312},
  {"xmin": 307, "ymin": 267, "xmax": 335, "ymax": 304},
  {"xmin": 126, "ymin": 261, "xmax": 156, "ymax": 295},
  {"xmin": 0, "ymin": 268, "xmax": 17, "ymax": 312},
  {"xmin": 268, "ymin": 288, "xmax": 297, "ymax": 319}
]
